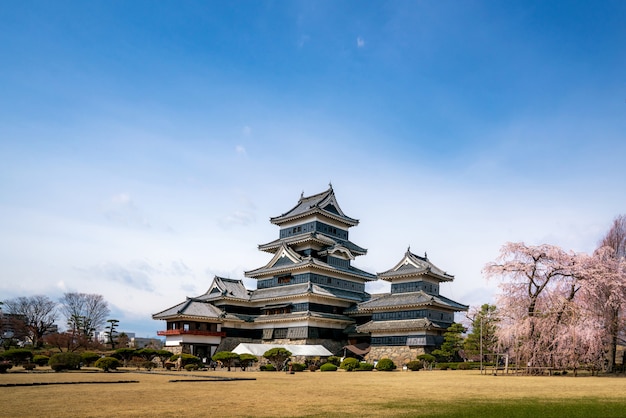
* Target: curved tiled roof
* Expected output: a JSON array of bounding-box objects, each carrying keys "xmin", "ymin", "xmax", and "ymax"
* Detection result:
[
  {"xmin": 377, "ymin": 249, "xmax": 454, "ymax": 282},
  {"xmin": 245, "ymin": 248, "xmax": 376, "ymax": 281},
  {"xmin": 152, "ymin": 298, "xmax": 224, "ymax": 320},
  {"xmin": 270, "ymin": 186, "xmax": 359, "ymax": 227},
  {"xmin": 347, "ymin": 290, "xmax": 468, "ymax": 313}
]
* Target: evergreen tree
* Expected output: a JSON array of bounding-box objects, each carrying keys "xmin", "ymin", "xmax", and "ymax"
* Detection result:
[
  {"xmin": 432, "ymin": 323, "xmax": 466, "ymax": 362},
  {"xmin": 463, "ymin": 304, "xmax": 499, "ymax": 362}
]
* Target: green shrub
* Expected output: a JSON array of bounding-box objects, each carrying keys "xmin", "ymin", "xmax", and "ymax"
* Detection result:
[
  {"xmin": 375, "ymin": 358, "xmax": 396, "ymax": 371},
  {"xmin": 49, "ymin": 352, "xmax": 82, "ymax": 372},
  {"xmin": 457, "ymin": 362, "xmax": 471, "ymax": 370},
  {"xmin": 291, "ymin": 362, "xmax": 305, "ymax": 372},
  {"xmin": 260, "ymin": 364, "xmax": 276, "ymax": 371},
  {"xmin": 170, "ymin": 353, "xmax": 202, "ymax": 367},
  {"xmin": 340, "ymin": 357, "xmax": 361, "ymax": 371},
  {"xmin": 23, "ymin": 363, "xmax": 36, "ymax": 371},
  {"xmin": 327, "ymin": 356, "xmax": 341, "ymax": 366},
  {"xmin": 407, "ymin": 360, "xmax": 421, "ymax": 371},
  {"xmin": 438, "ymin": 363, "xmax": 449, "ymax": 370},
  {"xmin": 95, "ymin": 356, "xmax": 120, "ymax": 372},
  {"xmin": 358, "ymin": 362, "xmax": 374, "ymax": 371},
  {"xmin": 184, "ymin": 363, "xmax": 199, "ymax": 371},
  {"xmin": 142, "ymin": 361, "xmax": 156, "ymax": 370},
  {"xmin": 80, "ymin": 351, "xmax": 101, "ymax": 366},
  {"xmin": 417, "ymin": 354, "xmax": 436, "ymax": 363},
  {"xmin": 32, "ymin": 355, "xmax": 50, "ymax": 366},
  {"xmin": 320, "ymin": 363, "xmax": 337, "ymax": 372},
  {"xmin": 1, "ymin": 348, "xmax": 33, "ymax": 365},
  {"xmin": 0, "ymin": 361, "xmax": 13, "ymax": 373}
]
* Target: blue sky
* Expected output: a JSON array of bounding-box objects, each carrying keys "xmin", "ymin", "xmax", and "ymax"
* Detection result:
[{"xmin": 1, "ymin": 1, "xmax": 625, "ymax": 337}]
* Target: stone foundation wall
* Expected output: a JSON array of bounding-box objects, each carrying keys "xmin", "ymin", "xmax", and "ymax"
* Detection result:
[{"xmin": 365, "ymin": 346, "xmax": 426, "ymax": 367}]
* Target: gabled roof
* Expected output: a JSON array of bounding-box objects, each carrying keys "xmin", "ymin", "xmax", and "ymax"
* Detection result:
[
  {"xmin": 347, "ymin": 290, "xmax": 468, "ymax": 313},
  {"xmin": 377, "ymin": 248, "xmax": 455, "ymax": 282},
  {"xmin": 270, "ymin": 186, "xmax": 359, "ymax": 227},
  {"xmin": 152, "ymin": 298, "xmax": 224, "ymax": 320},
  {"xmin": 198, "ymin": 276, "xmax": 250, "ymax": 301},
  {"xmin": 245, "ymin": 244, "xmax": 376, "ymax": 281}
]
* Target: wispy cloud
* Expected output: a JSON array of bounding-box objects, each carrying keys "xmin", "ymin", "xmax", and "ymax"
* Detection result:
[
  {"xmin": 356, "ymin": 36, "xmax": 365, "ymax": 48},
  {"xmin": 219, "ymin": 210, "xmax": 256, "ymax": 228},
  {"xmin": 103, "ymin": 193, "xmax": 151, "ymax": 229},
  {"xmin": 80, "ymin": 261, "xmax": 155, "ymax": 291}
]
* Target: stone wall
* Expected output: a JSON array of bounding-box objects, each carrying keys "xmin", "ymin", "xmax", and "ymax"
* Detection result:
[{"xmin": 365, "ymin": 346, "xmax": 426, "ymax": 367}]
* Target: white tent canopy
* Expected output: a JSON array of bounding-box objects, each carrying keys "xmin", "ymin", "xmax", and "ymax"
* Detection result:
[{"xmin": 232, "ymin": 343, "xmax": 333, "ymax": 357}]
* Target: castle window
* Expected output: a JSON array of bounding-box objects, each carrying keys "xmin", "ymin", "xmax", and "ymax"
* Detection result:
[{"xmin": 278, "ymin": 275, "xmax": 292, "ymax": 285}]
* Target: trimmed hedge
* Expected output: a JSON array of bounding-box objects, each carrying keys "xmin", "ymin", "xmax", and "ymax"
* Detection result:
[
  {"xmin": 170, "ymin": 353, "xmax": 202, "ymax": 367},
  {"xmin": 375, "ymin": 358, "xmax": 396, "ymax": 371},
  {"xmin": 33, "ymin": 355, "xmax": 50, "ymax": 366},
  {"xmin": 1, "ymin": 348, "xmax": 33, "ymax": 365},
  {"xmin": 340, "ymin": 358, "xmax": 360, "ymax": 371},
  {"xmin": 49, "ymin": 352, "xmax": 82, "ymax": 372},
  {"xmin": 95, "ymin": 356, "xmax": 120, "ymax": 372},
  {"xmin": 407, "ymin": 360, "xmax": 421, "ymax": 371},
  {"xmin": 291, "ymin": 363, "xmax": 306, "ymax": 372},
  {"xmin": 320, "ymin": 363, "xmax": 337, "ymax": 372},
  {"xmin": 358, "ymin": 362, "xmax": 374, "ymax": 371},
  {"xmin": 260, "ymin": 364, "xmax": 276, "ymax": 371},
  {"xmin": 327, "ymin": 356, "xmax": 341, "ymax": 366},
  {"xmin": 81, "ymin": 351, "xmax": 101, "ymax": 366}
]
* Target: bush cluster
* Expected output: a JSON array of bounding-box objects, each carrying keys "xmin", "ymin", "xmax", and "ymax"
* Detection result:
[
  {"xmin": 340, "ymin": 357, "xmax": 360, "ymax": 371},
  {"xmin": 326, "ymin": 356, "xmax": 341, "ymax": 366},
  {"xmin": 1, "ymin": 348, "xmax": 33, "ymax": 365},
  {"xmin": 290, "ymin": 363, "xmax": 305, "ymax": 372},
  {"xmin": 170, "ymin": 353, "xmax": 202, "ymax": 367},
  {"xmin": 33, "ymin": 355, "xmax": 50, "ymax": 366},
  {"xmin": 320, "ymin": 363, "xmax": 337, "ymax": 372},
  {"xmin": 358, "ymin": 362, "xmax": 374, "ymax": 371},
  {"xmin": 375, "ymin": 358, "xmax": 396, "ymax": 371},
  {"xmin": 260, "ymin": 364, "xmax": 276, "ymax": 371},
  {"xmin": 95, "ymin": 356, "xmax": 120, "ymax": 372},
  {"xmin": 406, "ymin": 360, "xmax": 421, "ymax": 371},
  {"xmin": 49, "ymin": 352, "xmax": 82, "ymax": 372}
]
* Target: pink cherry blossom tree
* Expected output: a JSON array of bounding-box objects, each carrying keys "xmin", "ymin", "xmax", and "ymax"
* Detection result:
[
  {"xmin": 578, "ymin": 216, "xmax": 626, "ymax": 373},
  {"xmin": 484, "ymin": 242, "xmax": 586, "ymax": 371}
]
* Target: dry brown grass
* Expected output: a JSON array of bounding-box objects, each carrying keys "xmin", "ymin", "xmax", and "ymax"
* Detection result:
[{"xmin": 1, "ymin": 367, "xmax": 626, "ymax": 417}]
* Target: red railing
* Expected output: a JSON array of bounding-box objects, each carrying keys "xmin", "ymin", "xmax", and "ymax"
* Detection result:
[{"xmin": 157, "ymin": 330, "xmax": 226, "ymax": 337}]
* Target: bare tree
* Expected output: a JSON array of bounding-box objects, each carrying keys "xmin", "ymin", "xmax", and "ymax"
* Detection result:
[
  {"xmin": 2, "ymin": 295, "xmax": 57, "ymax": 347},
  {"xmin": 59, "ymin": 293, "xmax": 110, "ymax": 339}
]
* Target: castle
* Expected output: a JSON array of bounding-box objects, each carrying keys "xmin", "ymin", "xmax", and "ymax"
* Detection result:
[{"xmin": 152, "ymin": 186, "xmax": 468, "ymax": 365}]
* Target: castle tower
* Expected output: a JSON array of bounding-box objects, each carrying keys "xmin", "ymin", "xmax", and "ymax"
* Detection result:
[{"xmin": 244, "ymin": 185, "xmax": 375, "ymax": 351}]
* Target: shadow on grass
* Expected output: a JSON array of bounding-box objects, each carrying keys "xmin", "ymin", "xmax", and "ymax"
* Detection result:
[{"xmin": 374, "ymin": 398, "xmax": 626, "ymax": 418}]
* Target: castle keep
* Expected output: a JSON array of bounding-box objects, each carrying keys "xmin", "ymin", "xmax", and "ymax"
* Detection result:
[{"xmin": 153, "ymin": 186, "xmax": 468, "ymax": 365}]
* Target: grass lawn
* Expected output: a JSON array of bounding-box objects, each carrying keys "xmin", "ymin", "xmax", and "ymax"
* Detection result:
[{"xmin": 1, "ymin": 368, "xmax": 626, "ymax": 417}]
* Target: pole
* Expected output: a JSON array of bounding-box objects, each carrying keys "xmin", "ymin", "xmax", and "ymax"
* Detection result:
[{"xmin": 480, "ymin": 317, "xmax": 483, "ymax": 374}]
